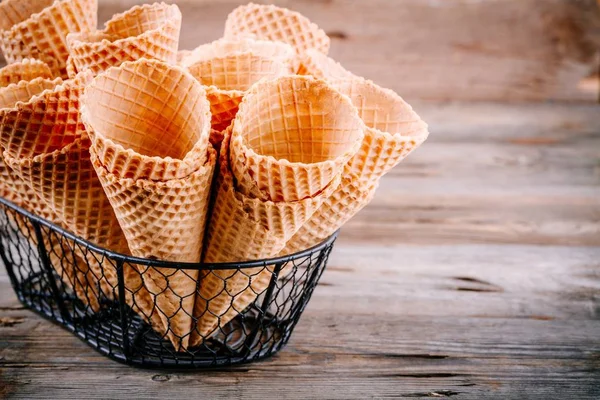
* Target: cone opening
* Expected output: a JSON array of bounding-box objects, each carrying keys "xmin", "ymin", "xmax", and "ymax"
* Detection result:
[
  {"xmin": 331, "ymin": 78, "xmax": 428, "ymax": 137},
  {"xmin": 184, "ymin": 39, "xmax": 293, "ymax": 92},
  {"xmin": 82, "ymin": 60, "xmax": 210, "ymax": 161},
  {"xmin": 104, "ymin": 2, "xmax": 180, "ymax": 40},
  {"xmin": 224, "ymin": 3, "xmax": 330, "ymax": 55},
  {"xmin": 0, "ymin": 77, "xmax": 62, "ymax": 110},
  {"xmin": 235, "ymin": 76, "xmax": 363, "ymax": 164},
  {"xmin": 299, "ymin": 49, "xmax": 353, "ymax": 80},
  {"xmin": 0, "ymin": 0, "xmax": 54, "ymax": 31},
  {"xmin": 188, "ymin": 54, "xmax": 289, "ymax": 92},
  {"xmin": 0, "ymin": 59, "xmax": 54, "ymax": 88}
]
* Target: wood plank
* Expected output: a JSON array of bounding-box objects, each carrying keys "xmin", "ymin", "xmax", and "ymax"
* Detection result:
[{"xmin": 94, "ymin": 0, "xmax": 600, "ymax": 103}]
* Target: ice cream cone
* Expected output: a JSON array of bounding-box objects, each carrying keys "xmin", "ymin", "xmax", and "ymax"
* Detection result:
[
  {"xmin": 66, "ymin": 2, "xmax": 181, "ymax": 77},
  {"xmin": 281, "ymin": 78, "xmax": 430, "ymax": 254},
  {"xmin": 330, "ymin": 77, "xmax": 429, "ymax": 184},
  {"xmin": 0, "ymin": 71, "xmax": 159, "ymax": 324},
  {"xmin": 190, "ymin": 128, "xmax": 342, "ymax": 346},
  {"xmin": 183, "ymin": 38, "xmax": 295, "ymax": 133},
  {"xmin": 229, "ymin": 75, "xmax": 364, "ymax": 202},
  {"xmin": 0, "ymin": 0, "xmax": 98, "ymax": 77},
  {"xmin": 0, "ymin": 59, "xmax": 54, "ymax": 87},
  {"xmin": 224, "ymin": 3, "xmax": 330, "ymax": 56},
  {"xmin": 82, "ymin": 59, "xmax": 215, "ymax": 350},
  {"xmin": 297, "ymin": 49, "xmax": 354, "ymax": 80}
]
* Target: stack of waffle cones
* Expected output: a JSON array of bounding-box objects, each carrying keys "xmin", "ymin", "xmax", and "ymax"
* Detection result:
[
  {"xmin": 81, "ymin": 59, "xmax": 216, "ymax": 351},
  {"xmin": 190, "ymin": 75, "xmax": 364, "ymax": 345},
  {"xmin": 182, "ymin": 38, "xmax": 295, "ymax": 134},
  {"xmin": 0, "ymin": 1, "xmax": 430, "ymax": 350},
  {"xmin": 0, "ymin": 0, "xmax": 98, "ymax": 77},
  {"xmin": 66, "ymin": 2, "xmax": 182, "ymax": 77}
]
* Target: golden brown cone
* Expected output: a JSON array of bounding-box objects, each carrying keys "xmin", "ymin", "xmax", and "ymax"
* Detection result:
[
  {"xmin": 224, "ymin": 3, "xmax": 330, "ymax": 55},
  {"xmin": 297, "ymin": 49, "xmax": 355, "ymax": 80},
  {"xmin": 190, "ymin": 127, "xmax": 343, "ymax": 346},
  {"xmin": 0, "ymin": 77, "xmax": 82, "ymax": 159},
  {"xmin": 229, "ymin": 75, "xmax": 364, "ymax": 202},
  {"xmin": 0, "ymin": 0, "xmax": 98, "ymax": 77},
  {"xmin": 183, "ymin": 38, "xmax": 295, "ymax": 133},
  {"xmin": 83, "ymin": 59, "xmax": 215, "ymax": 350},
  {"xmin": 329, "ymin": 77, "xmax": 429, "ymax": 184},
  {"xmin": 82, "ymin": 59, "xmax": 211, "ymax": 182},
  {"xmin": 281, "ymin": 78, "xmax": 430, "ymax": 254},
  {"xmin": 0, "ymin": 72, "xmax": 160, "ymax": 326},
  {"xmin": 0, "ymin": 59, "xmax": 54, "ymax": 87},
  {"xmin": 66, "ymin": 3, "xmax": 182, "ymax": 76}
]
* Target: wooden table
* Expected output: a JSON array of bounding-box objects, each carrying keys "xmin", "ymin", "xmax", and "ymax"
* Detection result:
[{"xmin": 1, "ymin": 1, "xmax": 599, "ymax": 399}]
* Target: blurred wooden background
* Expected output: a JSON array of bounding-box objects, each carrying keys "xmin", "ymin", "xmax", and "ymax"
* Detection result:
[{"xmin": 98, "ymin": 0, "xmax": 600, "ymax": 103}]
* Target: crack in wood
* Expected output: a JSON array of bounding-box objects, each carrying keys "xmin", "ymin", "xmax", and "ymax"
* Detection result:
[
  {"xmin": 0, "ymin": 317, "xmax": 24, "ymax": 327},
  {"xmin": 401, "ymin": 390, "xmax": 460, "ymax": 397}
]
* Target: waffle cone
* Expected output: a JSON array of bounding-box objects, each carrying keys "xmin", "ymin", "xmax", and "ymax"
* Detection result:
[
  {"xmin": 0, "ymin": 73, "xmax": 160, "ymax": 327},
  {"xmin": 190, "ymin": 130, "xmax": 341, "ymax": 346},
  {"xmin": 0, "ymin": 76, "xmax": 85, "ymax": 159},
  {"xmin": 224, "ymin": 3, "xmax": 330, "ymax": 56},
  {"xmin": 82, "ymin": 59, "xmax": 215, "ymax": 350},
  {"xmin": 183, "ymin": 38, "xmax": 295, "ymax": 133},
  {"xmin": 281, "ymin": 79, "xmax": 430, "ymax": 253},
  {"xmin": 66, "ymin": 3, "xmax": 182, "ymax": 76},
  {"xmin": 82, "ymin": 59, "xmax": 211, "ymax": 182},
  {"xmin": 90, "ymin": 148, "xmax": 216, "ymax": 350},
  {"xmin": 297, "ymin": 49, "xmax": 354, "ymax": 80},
  {"xmin": 230, "ymin": 75, "xmax": 364, "ymax": 202},
  {"xmin": 0, "ymin": 59, "xmax": 54, "ymax": 87},
  {"xmin": 330, "ymin": 77, "xmax": 429, "ymax": 184},
  {"xmin": 0, "ymin": 0, "xmax": 98, "ymax": 77}
]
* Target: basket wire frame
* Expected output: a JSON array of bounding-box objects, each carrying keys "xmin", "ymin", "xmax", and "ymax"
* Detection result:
[{"xmin": 0, "ymin": 196, "xmax": 337, "ymax": 368}]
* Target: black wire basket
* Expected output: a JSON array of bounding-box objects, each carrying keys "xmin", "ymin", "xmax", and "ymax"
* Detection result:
[{"xmin": 0, "ymin": 196, "xmax": 338, "ymax": 369}]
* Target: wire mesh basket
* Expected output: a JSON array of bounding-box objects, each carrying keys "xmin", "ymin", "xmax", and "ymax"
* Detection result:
[{"xmin": 0, "ymin": 196, "xmax": 338, "ymax": 368}]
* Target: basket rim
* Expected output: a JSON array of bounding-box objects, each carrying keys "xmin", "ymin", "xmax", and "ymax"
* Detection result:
[{"xmin": 0, "ymin": 196, "xmax": 338, "ymax": 270}]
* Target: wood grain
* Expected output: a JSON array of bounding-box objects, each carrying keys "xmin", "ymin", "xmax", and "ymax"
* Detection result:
[
  {"xmin": 1, "ymin": 102, "xmax": 599, "ymax": 399},
  {"xmin": 93, "ymin": 0, "xmax": 600, "ymax": 103}
]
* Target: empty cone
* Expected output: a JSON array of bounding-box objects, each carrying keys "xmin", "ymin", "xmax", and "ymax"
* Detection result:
[
  {"xmin": 0, "ymin": 0, "xmax": 98, "ymax": 77},
  {"xmin": 224, "ymin": 3, "xmax": 330, "ymax": 56},
  {"xmin": 190, "ymin": 75, "xmax": 362, "ymax": 345},
  {"xmin": 183, "ymin": 38, "xmax": 295, "ymax": 133},
  {"xmin": 229, "ymin": 75, "xmax": 364, "ymax": 202},
  {"xmin": 297, "ymin": 49, "xmax": 355, "ymax": 80},
  {"xmin": 0, "ymin": 59, "xmax": 54, "ymax": 87},
  {"xmin": 82, "ymin": 59, "xmax": 215, "ymax": 350},
  {"xmin": 67, "ymin": 2, "xmax": 182, "ymax": 77},
  {"xmin": 281, "ymin": 77, "xmax": 430, "ymax": 254},
  {"xmin": 0, "ymin": 72, "xmax": 159, "ymax": 323}
]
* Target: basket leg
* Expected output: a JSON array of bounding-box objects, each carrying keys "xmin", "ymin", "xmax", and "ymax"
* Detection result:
[
  {"xmin": 0, "ymin": 226, "xmax": 20, "ymax": 294},
  {"xmin": 32, "ymin": 221, "xmax": 70, "ymax": 322},
  {"xmin": 241, "ymin": 262, "xmax": 285, "ymax": 358},
  {"xmin": 116, "ymin": 260, "xmax": 132, "ymax": 359}
]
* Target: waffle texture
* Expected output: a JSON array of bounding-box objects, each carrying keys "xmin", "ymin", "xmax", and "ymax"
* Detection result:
[
  {"xmin": 229, "ymin": 75, "xmax": 364, "ymax": 202},
  {"xmin": 224, "ymin": 3, "xmax": 330, "ymax": 55},
  {"xmin": 0, "ymin": 59, "xmax": 54, "ymax": 87},
  {"xmin": 83, "ymin": 59, "xmax": 216, "ymax": 350},
  {"xmin": 67, "ymin": 2, "xmax": 181, "ymax": 76},
  {"xmin": 297, "ymin": 49, "xmax": 354, "ymax": 80},
  {"xmin": 183, "ymin": 38, "xmax": 295, "ymax": 133},
  {"xmin": 0, "ymin": 0, "xmax": 98, "ymax": 77}
]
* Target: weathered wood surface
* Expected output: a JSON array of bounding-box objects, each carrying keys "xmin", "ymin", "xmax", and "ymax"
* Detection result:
[
  {"xmin": 1, "ymin": 102, "xmax": 599, "ymax": 399},
  {"xmin": 95, "ymin": 0, "xmax": 600, "ymax": 103}
]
